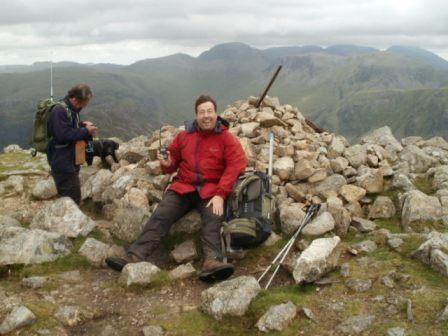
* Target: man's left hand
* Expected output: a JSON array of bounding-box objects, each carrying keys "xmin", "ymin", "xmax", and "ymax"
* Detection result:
[{"xmin": 206, "ymin": 195, "xmax": 224, "ymax": 216}]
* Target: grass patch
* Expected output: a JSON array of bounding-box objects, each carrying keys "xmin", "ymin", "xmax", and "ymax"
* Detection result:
[
  {"xmin": 398, "ymin": 234, "xmax": 427, "ymax": 256},
  {"xmin": 412, "ymin": 176, "xmax": 435, "ymax": 194},
  {"xmin": 409, "ymin": 220, "xmax": 446, "ymax": 233},
  {"xmin": 21, "ymin": 300, "xmax": 59, "ymax": 333},
  {"xmin": 375, "ymin": 215, "xmax": 402, "ymax": 233}
]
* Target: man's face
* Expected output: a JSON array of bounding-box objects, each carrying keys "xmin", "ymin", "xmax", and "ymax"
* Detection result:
[
  {"xmin": 71, "ymin": 97, "xmax": 91, "ymax": 109},
  {"xmin": 196, "ymin": 101, "xmax": 218, "ymax": 131}
]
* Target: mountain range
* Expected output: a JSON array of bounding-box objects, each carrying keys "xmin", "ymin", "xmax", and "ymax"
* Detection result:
[{"xmin": 1, "ymin": 43, "xmax": 448, "ymax": 149}]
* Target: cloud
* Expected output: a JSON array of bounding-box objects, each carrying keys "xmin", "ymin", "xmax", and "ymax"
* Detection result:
[{"xmin": 0, "ymin": 0, "xmax": 447, "ymax": 64}]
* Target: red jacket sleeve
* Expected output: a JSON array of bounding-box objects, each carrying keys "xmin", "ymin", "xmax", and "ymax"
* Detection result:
[
  {"xmin": 161, "ymin": 132, "xmax": 182, "ymax": 174},
  {"xmin": 215, "ymin": 132, "xmax": 247, "ymax": 199}
]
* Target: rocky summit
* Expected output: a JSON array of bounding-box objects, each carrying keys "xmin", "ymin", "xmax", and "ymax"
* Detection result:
[{"xmin": 1, "ymin": 96, "xmax": 448, "ymax": 335}]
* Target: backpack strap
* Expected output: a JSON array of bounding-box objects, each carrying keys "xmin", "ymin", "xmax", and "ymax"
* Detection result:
[
  {"xmin": 230, "ymin": 175, "xmax": 261, "ymax": 214},
  {"xmin": 49, "ymin": 101, "xmax": 75, "ymax": 149}
]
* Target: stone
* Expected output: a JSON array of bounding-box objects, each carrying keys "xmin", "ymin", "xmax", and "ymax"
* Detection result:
[
  {"xmin": 387, "ymin": 327, "xmax": 407, "ymax": 336},
  {"xmin": 262, "ymin": 231, "xmax": 282, "ymax": 247},
  {"xmin": 273, "ymin": 157, "xmax": 295, "ymax": 181},
  {"xmin": 336, "ymin": 314, "xmax": 376, "ymax": 335},
  {"xmin": 340, "ymin": 185, "xmax": 366, "ymax": 203},
  {"xmin": 388, "ymin": 237, "xmax": 404, "ymax": 250},
  {"xmin": 413, "ymin": 232, "xmax": 448, "ymax": 276},
  {"xmin": 82, "ymin": 169, "xmax": 113, "ymax": 201},
  {"xmin": 256, "ymin": 301, "xmax": 297, "ymax": 332},
  {"xmin": 399, "ymin": 145, "xmax": 437, "ymax": 173},
  {"xmin": 279, "ymin": 204, "xmax": 306, "ymax": 235},
  {"xmin": 368, "ymin": 196, "xmax": 396, "ymax": 219},
  {"xmin": 313, "ymin": 174, "xmax": 347, "ymax": 199},
  {"xmin": 344, "ymin": 145, "xmax": 367, "ymax": 168},
  {"xmin": 352, "ymin": 240, "xmax": 377, "ymax": 253},
  {"xmin": 351, "ymin": 217, "xmax": 377, "ymax": 233},
  {"xmin": 345, "ymin": 278, "xmax": 372, "ymax": 292},
  {"xmin": 123, "ymin": 187, "xmax": 149, "ymax": 211},
  {"xmin": 392, "ymin": 174, "xmax": 415, "ymax": 191},
  {"xmin": 54, "ymin": 305, "xmax": 82, "ymax": 327},
  {"xmin": 340, "ymin": 263, "xmax": 350, "ymax": 277},
  {"xmin": 3, "ymin": 144, "xmax": 23, "ymax": 153},
  {"xmin": 78, "ymin": 238, "xmax": 111, "ymax": 267},
  {"xmin": 22, "ymin": 276, "xmax": 47, "ymax": 289},
  {"xmin": 285, "ymin": 183, "xmax": 306, "ymax": 202},
  {"xmin": 0, "ymin": 227, "xmax": 72, "ymax": 265},
  {"xmin": 0, "ymin": 215, "xmax": 21, "ymax": 228},
  {"xmin": 240, "ymin": 122, "xmax": 260, "ymax": 137},
  {"xmin": 142, "ymin": 325, "xmax": 164, "ymax": 336},
  {"xmin": 361, "ymin": 126, "xmax": 403, "ymax": 152},
  {"xmin": 302, "ymin": 211, "xmax": 335, "ymax": 236},
  {"xmin": 381, "ymin": 276, "xmax": 395, "ymax": 288},
  {"xmin": 293, "ymin": 160, "xmax": 315, "ymax": 180},
  {"xmin": 256, "ymin": 112, "xmax": 285, "ymax": 127},
  {"xmin": 328, "ymin": 136, "xmax": 346, "ymax": 158},
  {"xmin": 356, "ymin": 168, "xmax": 383, "ymax": 194},
  {"xmin": 308, "ymin": 169, "xmax": 327, "ymax": 183},
  {"xmin": 0, "ymin": 306, "xmax": 36, "ymax": 334},
  {"xmin": 330, "ymin": 157, "xmax": 349, "ymax": 173},
  {"xmin": 31, "ymin": 178, "xmax": 57, "ymax": 200},
  {"xmin": 30, "ymin": 197, "xmax": 96, "ymax": 238},
  {"xmin": 401, "ymin": 190, "xmax": 442, "ymax": 231},
  {"xmin": 171, "ymin": 240, "xmax": 198, "ymax": 264},
  {"xmin": 169, "ymin": 263, "xmax": 196, "ymax": 280},
  {"xmin": 111, "ymin": 204, "xmax": 151, "ymax": 242},
  {"xmin": 293, "ymin": 236, "xmax": 341, "ymax": 284},
  {"xmin": 200, "ymin": 276, "xmax": 260, "ymax": 320},
  {"xmin": 146, "ymin": 161, "xmax": 162, "ymax": 176},
  {"xmin": 119, "ymin": 262, "xmax": 161, "ymax": 287}
]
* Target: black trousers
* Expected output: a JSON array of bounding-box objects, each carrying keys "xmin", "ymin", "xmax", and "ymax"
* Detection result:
[
  {"xmin": 128, "ymin": 190, "xmax": 224, "ymax": 260},
  {"xmin": 51, "ymin": 171, "xmax": 81, "ymax": 205}
]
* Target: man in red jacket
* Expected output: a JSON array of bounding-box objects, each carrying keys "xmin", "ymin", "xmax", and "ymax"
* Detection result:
[{"xmin": 107, "ymin": 95, "xmax": 247, "ymax": 282}]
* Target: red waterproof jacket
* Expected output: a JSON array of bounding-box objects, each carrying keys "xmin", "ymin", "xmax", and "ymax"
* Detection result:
[{"xmin": 162, "ymin": 118, "xmax": 247, "ymax": 199}]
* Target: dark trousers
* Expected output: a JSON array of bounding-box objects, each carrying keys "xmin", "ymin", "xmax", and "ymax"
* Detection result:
[
  {"xmin": 128, "ymin": 190, "xmax": 224, "ymax": 260},
  {"xmin": 52, "ymin": 171, "xmax": 81, "ymax": 205}
]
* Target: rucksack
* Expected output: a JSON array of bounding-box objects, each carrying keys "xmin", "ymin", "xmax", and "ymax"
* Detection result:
[
  {"xmin": 31, "ymin": 99, "xmax": 71, "ymax": 155},
  {"xmin": 222, "ymin": 170, "xmax": 273, "ymax": 250}
]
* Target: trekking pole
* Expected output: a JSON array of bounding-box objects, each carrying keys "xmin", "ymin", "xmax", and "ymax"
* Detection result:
[
  {"xmin": 257, "ymin": 207, "xmax": 314, "ymax": 285},
  {"xmin": 258, "ymin": 204, "xmax": 321, "ymax": 289}
]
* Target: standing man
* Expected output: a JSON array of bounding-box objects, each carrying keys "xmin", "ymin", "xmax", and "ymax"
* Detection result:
[
  {"xmin": 107, "ymin": 95, "xmax": 247, "ymax": 282},
  {"xmin": 47, "ymin": 84, "xmax": 97, "ymax": 204}
]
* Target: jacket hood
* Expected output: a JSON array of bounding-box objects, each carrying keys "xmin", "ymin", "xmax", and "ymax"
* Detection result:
[{"xmin": 63, "ymin": 96, "xmax": 82, "ymax": 113}]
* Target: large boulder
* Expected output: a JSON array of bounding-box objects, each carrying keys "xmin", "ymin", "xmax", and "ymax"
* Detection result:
[
  {"xmin": 279, "ymin": 204, "xmax": 306, "ymax": 235},
  {"xmin": 399, "ymin": 145, "xmax": 437, "ymax": 173},
  {"xmin": 312, "ymin": 174, "xmax": 347, "ymax": 199},
  {"xmin": 0, "ymin": 306, "xmax": 36, "ymax": 334},
  {"xmin": 293, "ymin": 236, "xmax": 341, "ymax": 284},
  {"xmin": 413, "ymin": 231, "xmax": 448, "ymax": 277},
  {"xmin": 201, "ymin": 276, "xmax": 260, "ymax": 320},
  {"xmin": 81, "ymin": 169, "xmax": 113, "ymax": 201},
  {"xmin": 30, "ymin": 197, "xmax": 96, "ymax": 238},
  {"xmin": 273, "ymin": 157, "xmax": 294, "ymax": 181},
  {"xmin": 368, "ymin": 196, "xmax": 396, "ymax": 219},
  {"xmin": 31, "ymin": 178, "xmax": 57, "ymax": 200},
  {"xmin": 110, "ymin": 204, "xmax": 151, "ymax": 242},
  {"xmin": 302, "ymin": 212, "xmax": 335, "ymax": 236},
  {"xmin": 360, "ymin": 126, "xmax": 402, "ymax": 153},
  {"xmin": 0, "ymin": 226, "xmax": 72, "ymax": 265},
  {"xmin": 401, "ymin": 190, "xmax": 442, "ymax": 231}
]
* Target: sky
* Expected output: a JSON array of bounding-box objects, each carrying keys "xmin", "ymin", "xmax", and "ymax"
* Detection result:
[{"xmin": 1, "ymin": 0, "xmax": 447, "ymax": 65}]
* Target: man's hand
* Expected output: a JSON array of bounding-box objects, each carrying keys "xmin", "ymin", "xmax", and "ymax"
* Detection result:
[
  {"xmin": 82, "ymin": 121, "xmax": 95, "ymax": 127},
  {"xmin": 206, "ymin": 195, "xmax": 224, "ymax": 216},
  {"xmin": 157, "ymin": 150, "xmax": 172, "ymax": 167},
  {"xmin": 86, "ymin": 124, "xmax": 98, "ymax": 135}
]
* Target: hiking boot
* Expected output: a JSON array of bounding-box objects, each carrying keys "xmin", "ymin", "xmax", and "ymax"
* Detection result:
[
  {"xmin": 199, "ymin": 258, "xmax": 234, "ymax": 283},
  {"xmin": 105, "ymin": 253, "xmax": 143, "ymax": 272}
]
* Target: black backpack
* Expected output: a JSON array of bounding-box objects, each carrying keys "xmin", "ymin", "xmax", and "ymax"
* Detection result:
[{"xmin": 222, "ymin": 170, "xmax": 273, "ymax": 250}]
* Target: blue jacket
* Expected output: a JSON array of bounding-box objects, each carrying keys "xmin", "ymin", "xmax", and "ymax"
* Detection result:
[{"xmin": 46, "ymin": 96, "xmax": 90, "ymax": 174}]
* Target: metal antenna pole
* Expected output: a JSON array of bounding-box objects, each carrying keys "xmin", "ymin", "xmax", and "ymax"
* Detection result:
[{"xmin": 50, "ymin": 54, "xmax": 54, "ymax": 102}]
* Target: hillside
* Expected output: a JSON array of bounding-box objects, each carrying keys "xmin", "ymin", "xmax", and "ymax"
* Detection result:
[{"xmin": 1, "ymin": 43, "xmax": 448, "ymax": 149}]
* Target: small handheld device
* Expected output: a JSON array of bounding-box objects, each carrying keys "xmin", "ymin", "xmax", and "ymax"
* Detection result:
[{"xmin": 159, "ymin": 128, "xmax": 168, "ymax": 159}]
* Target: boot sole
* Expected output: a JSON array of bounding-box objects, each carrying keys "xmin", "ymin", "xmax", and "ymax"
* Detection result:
[
  {"xmin": 105, "ymin": 257, "xmax": 128, "ymax": 272},
  {"xmin": 199, "ymin": 265, "xmax": 235, "ymax": 283}
]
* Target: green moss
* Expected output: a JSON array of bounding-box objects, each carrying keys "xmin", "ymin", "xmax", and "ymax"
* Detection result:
[{"xmin": 409, "ymin": 220, "xmax": 446, "ymax": 233}]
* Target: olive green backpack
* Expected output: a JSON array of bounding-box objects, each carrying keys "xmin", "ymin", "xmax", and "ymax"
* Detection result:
[{"xmin": 31, "ymin": 99, "xmax": 71, "ymax": 155}]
